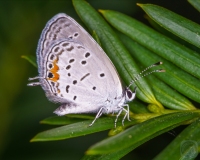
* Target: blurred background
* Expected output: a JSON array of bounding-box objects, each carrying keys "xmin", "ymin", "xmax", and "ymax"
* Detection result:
[{"xmin": 0, "ymin": 0, "xmax": 199, "ymax": 159}]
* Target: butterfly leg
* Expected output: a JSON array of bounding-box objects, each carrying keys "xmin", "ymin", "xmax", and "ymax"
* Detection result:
[
  {"xmin": 123, "ymin": 104, "xmax": 130, "ymax": 121},
  {"xmin": 27, "ymin": 76, "xmax": 43, "ymax": 86},
  {"xmin": 89, "ymin": 107, "xmax": 104, "ymax": 127},
  {"xmin": 114, "ymin": 108, "xmax": 123, "ymax": 128},
  {"xmin": 27, "ymin": 82, "xmax": 41, "ymax": 86},
  {"xmin": 28, "ymin": 76, "xmax": 42, "ymax": 80},
  {"xmin": 115, "ymin": 104, "xmax": 130, "ymax": 127},
  {"xmin": 122, "ymin": 104, "xmax": 131, "ymax": 126}
]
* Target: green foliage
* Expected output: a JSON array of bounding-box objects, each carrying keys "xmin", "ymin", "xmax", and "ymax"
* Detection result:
[{"xmin": 22, "ymin": 0, "xmax": 200, "ymax": 159}]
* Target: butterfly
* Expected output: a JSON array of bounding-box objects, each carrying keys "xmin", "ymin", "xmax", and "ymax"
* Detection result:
[{"xmin": 28, "ymin": 13, "xmax": 163, "ymax": 127}]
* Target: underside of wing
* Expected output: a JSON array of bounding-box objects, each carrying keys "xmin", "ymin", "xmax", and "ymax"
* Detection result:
[
  {"xmin": 34, "ymin": 13, "xmax": 126, "ymax": 116},
  {"xmin": 42, "ymin": 40, "xmax": 121, "ymax": 107}
]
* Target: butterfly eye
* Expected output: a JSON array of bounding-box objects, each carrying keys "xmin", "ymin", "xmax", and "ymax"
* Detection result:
[{"xmin": 125, "ymin": 87, "xmax": 137, "ymax": 102}]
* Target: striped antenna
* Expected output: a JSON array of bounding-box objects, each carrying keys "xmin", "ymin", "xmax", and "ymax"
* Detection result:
[{"xmin": 128, "ymin": 62, "xmax": 165, "ymax": 88}]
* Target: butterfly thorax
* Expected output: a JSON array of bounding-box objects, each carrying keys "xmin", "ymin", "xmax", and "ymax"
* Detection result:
[{"xmin": 98, "ymin": 96, "xmax": 124, "ymax": 115}]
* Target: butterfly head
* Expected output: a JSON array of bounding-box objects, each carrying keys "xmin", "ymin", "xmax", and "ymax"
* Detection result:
[{"xmin": 124, "ymin": 86, "xmax": 137, "ymax": 102}]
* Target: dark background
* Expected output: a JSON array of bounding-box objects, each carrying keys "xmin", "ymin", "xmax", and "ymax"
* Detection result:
[{"xmin": 0, "ymin": 0, "xmax": 199, "ymax": 159}]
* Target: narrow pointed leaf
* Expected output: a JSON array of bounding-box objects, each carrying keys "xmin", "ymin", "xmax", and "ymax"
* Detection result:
[
  {"xmin": 145, "ymin": 14, "xmax": 200, "ymax": 53},
  {"xmin": 154, "ymin": 118, "xmax": 200, "ymax": 160},
  {"xmin": 100, "ymin": 10, "xmax": 200, "ymax": 79},
  {"xmin": 147, "ymin": 75, "xmax": 195, "ymax": 110},
  {"xmin": 82, "ymin": 145, "xmax": 135, "ymax": 160},
  {"xmin": 139, "ymin": 4, "xmax": 200, "ymax": 49},
  {"xmin": 129, "ymin": 100, "xmax": 150, "ymax": 114},
  {"xmin": 87, "ymin": 111, "xmax": 200, "ymax": 155},
  {"xmin": 21, "ymin": 55, "xmax": 37, "ymax": 67},
  {"xmin": 31, "ymin": 117, "xmax": 137, "ymax": 142},
  {"xmin": 188, "ymin": 0, "xmax": 200, "ymax": 12},
  {"xmin": 40, "ymin": 116, "xmax": 81, "ymax": 125},
  {"xmin": 40, "ymin": 115, "xmax": 94, "ymax": 125}
]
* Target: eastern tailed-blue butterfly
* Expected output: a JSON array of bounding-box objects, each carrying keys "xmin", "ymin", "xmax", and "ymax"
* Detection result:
[{"xmin": 28, "ymin": 13, "xmax": 164, "ymax": 127}]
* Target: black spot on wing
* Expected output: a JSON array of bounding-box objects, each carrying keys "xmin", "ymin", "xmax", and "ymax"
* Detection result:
[
  {"xmin": 66, "ymin": 85, "xmax": 70, "ymax": 93},
  {"xmin": 69, "ymin": 59, "xmax": 75, "ymax": 63},
  {"xmin": 81, "ymin": 60, "xmax": 87, "ymax": 65},
  {"xmin": 66, "ymin": 65, "xmax": 71, "ymax": 70},
  {"xmin": 66, "ymin": 46, "xmax": 74, "ymax": 51},
  {"xmin": 73, "ymin": 80, "xmax": 77, "ymax": 85},
  {"xmin": 100, "ymin": 73, "xmax": 105, "ymax": 77},
  {"xmin": 85, "ymin": 52, "xmax": 90, "ymax": 58},
  {"xmin": 80, "ymin": 73, "xmax": 90, "ymax": 81},
  {"xmin": 48, "ymin": 72, "xmax": 53, "ymax": 78},
  {"xmin": 92, "ymin": 86, "xmax": 96, "ymax": 90}
]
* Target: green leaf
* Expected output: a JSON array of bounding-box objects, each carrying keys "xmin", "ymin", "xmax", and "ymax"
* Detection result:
[
  {"xmin": 147, "ymin": 74, "xmax": 196, "ymax": 110},
  {"xmin": 40, "ymin": 116, "xmax": 80, "ymax": 125},
  {"xmin": 21, "ymin": 55, "xmax": 37, "ymax": 67},
  {"xmin": 82, "ymin": 147, "xmax": 133, "ymax": 160},
  {"xmin": 31, "ymin": 117, "xmax": 138, "ymax": 142},
  {"xmin": 81, "ymin": 155, "xmax": 105, "ymax": 160},
  {"xmin": 188, "ymin": 0, "xmax": 200, "ymax": 12},
  {"xmin": 40, "ymin": 115, "xmax": 94, "ymax": 125},
  {"xmin": 145, "ymin": 14, "xmax": 200, "ymax": 53},
  {"xmin": 91, "ymin": 30, "xmax": 102, "ymax": 47},
  {"xmin": 72, "ymin": 0, "xmax": 163, "ymax": 107},
  {"xmin": 87, "ymin": 111, "xmax": 200, "ymax": 155},
  {"xmin": 154, "ymin": 118, "xmax": 200, "ymax": 160},
  {"xmin": 129, "ymin": 100, "xmax": 150, "ymax": 114},
  {"xmin": 138, "ymin": 4, "xmax": 200, "ymax": 49},
  {"xmin": 118, "ymin": 32, "xmax": 199, "ymax": 105},
  {"xmin": 100, "ymin": 10, "xmax": 200, "ymax": 79}
]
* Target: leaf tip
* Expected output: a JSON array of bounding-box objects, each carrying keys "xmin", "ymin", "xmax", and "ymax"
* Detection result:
[
  {"xmin": 98, "ymin": 9, "xmax": 105, "ymax": 14},
  {"xmin": 30, "ymin": 138, "xmax": 35, "ymax": 142},
  {"xmin": 136, "ymin": 3, "xmax": 143, "ymax": 7},
  {"xmin": 21, "ymin": 55, "xmax": 37, "ymax": 67},
  {"xmin": 85, "ymin": 149, "xmax": 97, "ymax": 155}
]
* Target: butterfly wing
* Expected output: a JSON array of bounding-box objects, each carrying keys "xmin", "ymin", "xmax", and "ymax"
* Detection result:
[{"xmin": 37, "ymin": 13, "xmax": 123, "ymax": 113}]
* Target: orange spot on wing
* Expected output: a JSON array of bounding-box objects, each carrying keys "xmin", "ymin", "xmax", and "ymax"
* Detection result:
[
  {"xmin": 50, "ymin": 72, "xmax": 59, "ymax": 82},
  {"xmin": 48, "ymin": 59, "xmax": 60, "ymax": 82},
  {"xmin": 50, "ymin": 59, "xmax": 59, "ymax": 72}
]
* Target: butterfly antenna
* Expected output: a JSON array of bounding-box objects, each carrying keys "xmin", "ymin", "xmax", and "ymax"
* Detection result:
[{"xmin": 128, "ymin": 62, "xmax": 165, "ymax": 88}]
